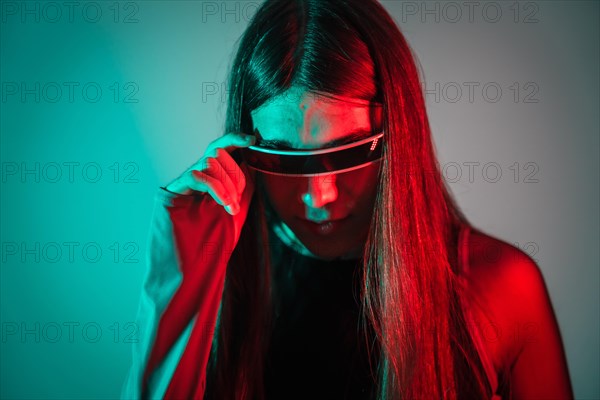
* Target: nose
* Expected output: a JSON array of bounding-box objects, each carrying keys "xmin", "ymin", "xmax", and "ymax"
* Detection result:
[{"xmin": 301, "ymin": 173, "xmax": 338, "ymax": 209}]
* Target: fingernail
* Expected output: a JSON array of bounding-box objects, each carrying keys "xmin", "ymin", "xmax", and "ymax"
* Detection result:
[{"xmin": 225, "ymin": 203, "xmax": 239, "ymax": 215}]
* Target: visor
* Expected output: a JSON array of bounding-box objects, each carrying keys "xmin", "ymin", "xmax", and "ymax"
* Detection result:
[{"xmin": 236, "ymin": 132, "xmax": 384, "ymax": 177}]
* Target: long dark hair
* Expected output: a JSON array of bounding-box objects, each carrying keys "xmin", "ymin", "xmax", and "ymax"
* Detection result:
[{"xmin": 207, "ymin": 0, "xmax": 492, "ymax": 398}]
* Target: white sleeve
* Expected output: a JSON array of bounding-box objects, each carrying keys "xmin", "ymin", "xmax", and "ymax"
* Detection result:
[{"xmin": 120, "ymin": 188, "xmax": 190, "ymax": 400}]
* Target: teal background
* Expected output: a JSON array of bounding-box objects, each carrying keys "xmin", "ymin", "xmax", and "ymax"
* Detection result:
[{"xmin": 1, "ymin": 1, "xmax": 598, "ymax": 399}]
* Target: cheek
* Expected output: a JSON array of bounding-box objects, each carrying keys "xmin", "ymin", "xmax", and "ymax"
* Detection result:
[
  {"xmin": 261, "ymin": 175, "xmax": 301, "ymax": 214},
  {"xmin": 337, "ymin": 163, "xmax": 380, "ymax": 204},
  {"xmin": 261, "ymin": 162, "xmax": 381, "ymax": 216}
]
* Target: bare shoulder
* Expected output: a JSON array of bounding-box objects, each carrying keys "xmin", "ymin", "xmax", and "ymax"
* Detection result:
[
  {"xmin": 466, "ymin": 228, "xmax": 543, "ymax": 290},
  {"xmin": 464, "ymin": 228, "xmax": 574, "ymax": 397},
  {"xmin": 462, "ymin": 228, "xmax": 556, "ymax": 370}
]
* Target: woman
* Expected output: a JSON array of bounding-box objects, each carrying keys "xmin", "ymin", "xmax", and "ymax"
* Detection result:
[{"xmin": 122, "ymin": 0, "xmax": 573, "ymax": 398}]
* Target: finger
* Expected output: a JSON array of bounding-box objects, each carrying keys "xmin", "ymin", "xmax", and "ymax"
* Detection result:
[
  {"xmin": 206, "ymin": 132, "xmax": 255, "ymax": 155},
  {"xmin": 198, "ymin": 155, "xmax": 240, "ymax": 204},
  {"xmin": 215, "ymin": 148, "xmax": 246, "ymax": 195},
  {"xmin": 164, "ymin": 177, "xmax": 192, "ymax": 196},
  {"xmin": 189, "ymin": 170, "xmax": 234, "ymax": 207}
]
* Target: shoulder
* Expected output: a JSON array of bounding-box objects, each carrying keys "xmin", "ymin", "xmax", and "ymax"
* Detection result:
[
  {"xmin": 463, "ymin": 230, "xmax": 574, "ymax": 397},
  {"xmin": 466, "ymin": 228, "xmax": 543, "ymax": 293},
  {"xmin": 462, "ymin": 228, "xmax": 555, "ymax": 367}
]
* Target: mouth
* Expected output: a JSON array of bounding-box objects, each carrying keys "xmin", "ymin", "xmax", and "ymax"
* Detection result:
[{"xmin": 295, "ymin": 216, "xmax": 350, "ymax": 236}]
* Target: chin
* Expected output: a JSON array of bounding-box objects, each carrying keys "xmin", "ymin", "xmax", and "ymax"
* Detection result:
[
  {"xmin": 298, "ymin": 234, "xmax": 362, "ymax": 261},
  {"xmin": 276, "ymin": 215, "xmax": 366, "ymax": 261},
  {"xmin": 307, "ymin": 247, "xmax": 345, "ymax": 261}
]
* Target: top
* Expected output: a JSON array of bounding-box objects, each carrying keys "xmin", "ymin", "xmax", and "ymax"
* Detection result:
[
  {"xmin": 120, "ymin": 187, "xmax": 502, "ymax": 399},
  {"xmin": 264, "ymin": 221, "xmax": 377, "ymax": 399}
]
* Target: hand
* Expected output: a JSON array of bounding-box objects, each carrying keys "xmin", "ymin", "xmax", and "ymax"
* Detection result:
[{"xmin": 165, "ymin": 132, "xmax": 256, "ymax": 244}]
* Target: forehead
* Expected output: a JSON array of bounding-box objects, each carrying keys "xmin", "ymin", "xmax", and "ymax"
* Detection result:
[{"xmin": 250, "ymin": 89, "xmax": 381, "ymax": 149}]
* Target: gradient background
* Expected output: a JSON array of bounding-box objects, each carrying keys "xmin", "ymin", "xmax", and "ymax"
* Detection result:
[{"xmin": 1, "ymin": 1, "xmax": 598, "ymax": 398}]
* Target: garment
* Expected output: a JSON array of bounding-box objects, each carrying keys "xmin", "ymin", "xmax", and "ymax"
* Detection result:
[
  {"xmin": 264, "ymin": 231, "xmax": 377, "ymax": 399},
  {"xmin": 121, "ymin": 187, "xmax": 236, "ymax": 399},
  {"xmin": 121, "ymin": 187, "xmax": 501, "ymax": 399}
]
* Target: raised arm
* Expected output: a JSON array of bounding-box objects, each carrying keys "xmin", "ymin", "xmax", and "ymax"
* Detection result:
[
  {"xmin": 121, "ymin": 133, "xmax": 257, "ymax": 399},
  {"xmin": 121, "ymin": 187, "xmax": 236, "ymax": 399}
]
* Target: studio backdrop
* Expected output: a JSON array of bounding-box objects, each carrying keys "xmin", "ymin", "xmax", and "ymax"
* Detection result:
[{"xmin": 1, "ymin": 1, "xmax": 598, "ymax": 399}]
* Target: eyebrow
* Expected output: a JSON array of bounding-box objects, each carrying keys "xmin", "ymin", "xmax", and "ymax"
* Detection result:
[{"xmin": 254, "ymin": 129, "xmax": 375, "ymax": 150}]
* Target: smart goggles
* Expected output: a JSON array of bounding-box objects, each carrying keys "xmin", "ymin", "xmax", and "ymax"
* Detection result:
[{"xmin": 236, "ymin": 132, "xmax": 384, "ymax": 177}]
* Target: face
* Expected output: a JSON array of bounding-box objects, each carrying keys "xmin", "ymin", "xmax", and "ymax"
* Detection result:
[{"xmin": 250, "ymin": 87, "xmax": 383, "ymax": 261}]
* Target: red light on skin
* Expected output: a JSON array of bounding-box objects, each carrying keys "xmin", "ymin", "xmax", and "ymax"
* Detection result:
[{"xmin": 253, "ymin": 88, "xmax": 382, "ymax": 259}]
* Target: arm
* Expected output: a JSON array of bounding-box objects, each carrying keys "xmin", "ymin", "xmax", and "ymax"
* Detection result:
[
  {"xmin": 504, "ymin": 251, "xmax": 574, "ymax": 399},
  {"xmin": 121, "ymin": 186, "xmax": 236, "ymax": 399}
]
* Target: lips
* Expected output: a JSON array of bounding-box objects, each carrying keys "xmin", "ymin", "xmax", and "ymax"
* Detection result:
[
  {"xmin": 296, "ymin": 216, "xmax": 350, "ymax": 236},
  {"xmin": 301, "ymin": 217, "xmax": 347, "ymax": 223}
]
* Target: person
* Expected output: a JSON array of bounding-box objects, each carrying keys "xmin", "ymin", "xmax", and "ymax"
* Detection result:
[{"xmin": 121, "ymin": 0, "xmax": 574, "ymax": 399}]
